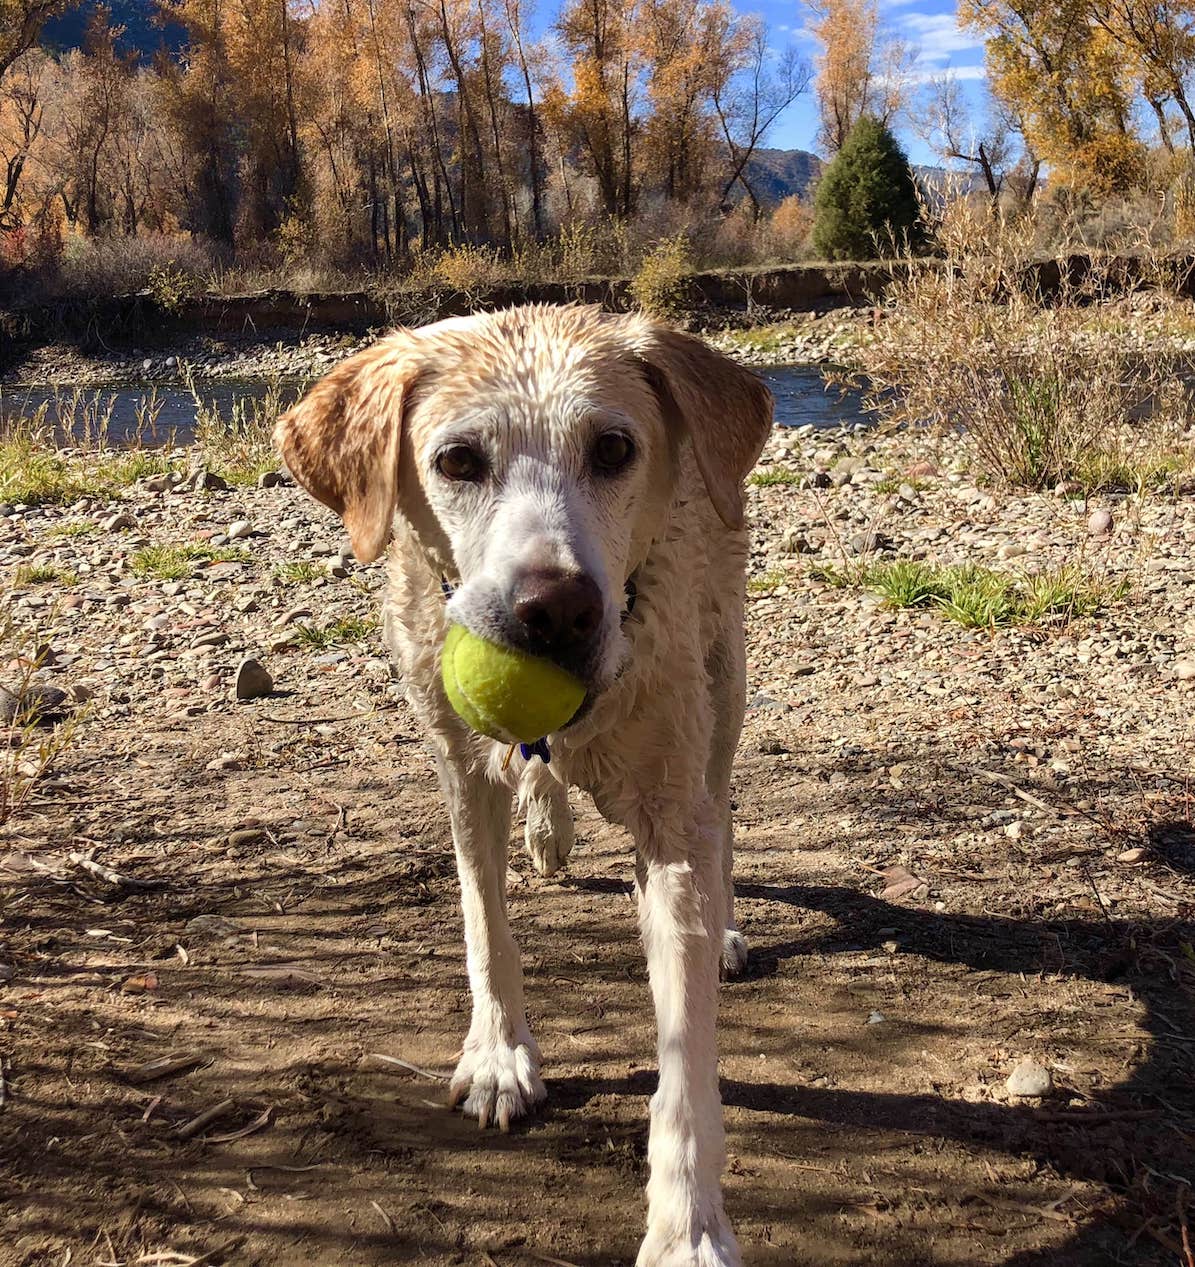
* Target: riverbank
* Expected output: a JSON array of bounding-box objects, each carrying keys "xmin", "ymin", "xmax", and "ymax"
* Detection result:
[{"xmin": 2, "ymin": 416, "xmax": 1192, "ymax": 1265}]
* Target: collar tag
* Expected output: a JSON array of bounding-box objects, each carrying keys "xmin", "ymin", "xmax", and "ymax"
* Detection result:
[{"xmin": 519, "ymin": 738, "xmax": 551, "ymax": 764}]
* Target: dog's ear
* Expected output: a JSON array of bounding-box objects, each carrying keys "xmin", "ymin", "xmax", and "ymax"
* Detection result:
[
  {"xmin": 634, "ymin": 325, "xmax": 773, "ymax": 529},
  {"xmin": 274, "ymin": 333, "xmax": 422, "ymax": 563}
]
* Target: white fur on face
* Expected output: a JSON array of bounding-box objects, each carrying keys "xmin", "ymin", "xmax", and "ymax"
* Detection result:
[{"xmin": 412, "ymin": 380, "xmax": 671, "ymax": 689}]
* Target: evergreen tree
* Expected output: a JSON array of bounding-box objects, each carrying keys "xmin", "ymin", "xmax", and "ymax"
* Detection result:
[{"xmin": 812, "ymin": 114, "xmax": 923, "ymax": 260}]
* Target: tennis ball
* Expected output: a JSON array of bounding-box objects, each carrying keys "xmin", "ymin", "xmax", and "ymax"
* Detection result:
[{"xmin": 441, "ymin": 624, "xmax": 586, "ymax": 744}]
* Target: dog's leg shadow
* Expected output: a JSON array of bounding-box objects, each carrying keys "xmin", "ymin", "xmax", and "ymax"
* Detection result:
[{"xmin": 519, "ymin": 762, "xmax": 576, "ymax": 876}]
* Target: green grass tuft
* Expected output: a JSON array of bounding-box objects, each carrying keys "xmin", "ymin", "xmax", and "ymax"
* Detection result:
[
  {"xmin": 130, "ymin": 544, "xmax": 250, "ymax": 581},
  {"xmin": 12, "ymin": 563, "xmax": 78, "ymax": 586},
  {"xmin": 855, "ymin": 558, "xmax": 1126, "ymax": 630},
  {"xmin": 748, "ymin": 466, "xmax": 803, "ymax": 488},
  {"xmin": 294, "ymin": 615, "xmax": 379, "ymax": 648},
  {"xmin": 274, "ymin": 561, "xmax": 325, "ymax": 585},
  {"xmin": 747, "ymin": 568, "xmax": 788, "ymax": 594}
]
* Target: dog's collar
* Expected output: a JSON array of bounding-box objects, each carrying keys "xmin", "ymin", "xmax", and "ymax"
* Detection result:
[{"xmin": 439, "ymin": 573, "xmax": 639, "ymax": 765}]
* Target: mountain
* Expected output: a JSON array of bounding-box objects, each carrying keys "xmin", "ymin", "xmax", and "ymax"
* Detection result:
[
  {"xmin": 41, "ymin": 0, "xmax": 186, "ymax": 63},
  {"xmin": 741, "ymin": 147, "xmax": 823, "ymax": 206}
]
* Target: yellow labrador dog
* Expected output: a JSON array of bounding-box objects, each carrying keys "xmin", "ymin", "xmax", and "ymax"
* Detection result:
[{"xmin": 276, "ymin": 304, "xmax": 772, "ymax": 1267}]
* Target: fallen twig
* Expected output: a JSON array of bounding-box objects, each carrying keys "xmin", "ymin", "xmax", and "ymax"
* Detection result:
[
  {"xmin": 176, "ymin": 1098, "xmax": 236, "ymax": 1141},
  {"xmin": 370, "ymin": 1200, "xmax": 396, "ymax": 1233},
  {"xmin": 125, "ymin": 1053, "xmax": 209, "ymax": 1084},
  {"xmin": 365, "ymin": 1052, "xmax": 450, "ymax": 1082},
  {"xmin": 1179, "ymin": 1187, "xmax": 1195, "ymax": 1267},
  {"xmin": 68, "ymin": 851, "xmax": 161, "ymax": 891},
  {"xmin": 203, "ymin": 1106, "xmax": 274, "ymax": 1144}
]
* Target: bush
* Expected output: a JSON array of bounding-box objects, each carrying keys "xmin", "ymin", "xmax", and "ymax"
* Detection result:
[
  {"xmin": 769, "ymin": 195, "xmax": 814, "ymax": 260},
  {"xmin": 629, "ymin": 234, "xmax": 691, "ymax": 317},
  {"xmin": 849, "ymin": 200, "xmax": 1195, "ymax": 491},
  {"xmin": 812, "ymin": 116, "xmax": 923, "ymax": 261}
]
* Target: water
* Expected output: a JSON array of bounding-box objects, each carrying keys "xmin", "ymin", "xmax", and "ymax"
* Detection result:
[
  {"xmin": 0, "ymin": 365, "xmax": 871, "ymax": 446},
  {"xmin": 758, "ymin": 365, "xmax": 874, "ymax": 429},
  {"xmin": 0, "ymin": 380, "xmax": 303, "ymax": 448}
]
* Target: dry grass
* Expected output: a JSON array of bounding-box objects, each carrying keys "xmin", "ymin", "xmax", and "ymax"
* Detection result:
[
  {"xmin": 0, "ymin": 604, "xmax": 81, "ymax": 829},
  {"xmin": 849, "ymin": 203, "xmax": 1195, "ymax": 492}
]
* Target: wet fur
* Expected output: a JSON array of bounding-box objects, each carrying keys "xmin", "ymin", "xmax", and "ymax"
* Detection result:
[{"xmin": 276, "ymin": 305, "xmax": 773, "ymax": 1266}]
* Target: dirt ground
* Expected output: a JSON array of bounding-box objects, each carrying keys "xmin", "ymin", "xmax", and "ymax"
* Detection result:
[{"xmin": 2, "ymin": 446, "xmax": 1194, "ymax": 1267}]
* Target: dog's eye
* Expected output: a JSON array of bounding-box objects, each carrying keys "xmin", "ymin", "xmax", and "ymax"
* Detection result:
[
  {"xmin": 435, "ymin": 445, "xmax": 486, "ymax": 482},
  {"xmin": 591, "ymin": 431, "xmax": 634, "ymax": 475}
]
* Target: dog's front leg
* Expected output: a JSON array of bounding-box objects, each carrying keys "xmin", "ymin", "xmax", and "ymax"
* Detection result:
[
  {"xmin": 632, "ymin": 797, "xmax": 739, "ymax": 1267},
  {"xmin": 438, "ymin": 759, "xmax": 546, "ymax": 1130}
]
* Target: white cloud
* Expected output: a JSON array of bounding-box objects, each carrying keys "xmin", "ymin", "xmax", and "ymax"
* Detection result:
[
  {"xmin": 896, "ymin": 11, "xmax": 985, "ymax": 63},
  {"xmin": 904, "ymin": 63, "xmax": 988, "ymax": 83}
]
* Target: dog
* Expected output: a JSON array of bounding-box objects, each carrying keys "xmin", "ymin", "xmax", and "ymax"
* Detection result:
[{"xmin": 276, "ymin": 304, "xmax": 773, "ymax": 1266}]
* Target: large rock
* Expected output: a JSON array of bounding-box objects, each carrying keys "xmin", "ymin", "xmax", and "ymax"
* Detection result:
[{"xmin": 235, "ymin": 657, "xmax": 274, "ymax": 701}]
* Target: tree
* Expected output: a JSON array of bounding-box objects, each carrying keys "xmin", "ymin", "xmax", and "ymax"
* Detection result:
[
  {"xmin": 711, "ymin": 19, "xmax": 811, "ymax": 215},
  {"xmin": 807, "ymin": 0, "xmax": 908, "ymax": 153},
  {"xmin": 812, "ymin": 114, "xmax": 922, "ymax": 260},
  {"xmin": 0, "ymin": 0, "xmax": 67, "ymax": 86},
  {"xmin": 914, "ymin": 73, "xmax": 1015, "ymax": 202},
  {"xmin": 959, "ymin": 0, "xmax": 1146, "ymax": 194}
]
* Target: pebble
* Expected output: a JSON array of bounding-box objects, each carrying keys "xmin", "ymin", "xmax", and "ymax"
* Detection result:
[
  {"xmin": 258, "ymin": 471, "xmax": 285, "ymax": 489},
  {"xmin": 1006, "ymin": 1058, "xmax": 1052, "ymax": 1098},
  {"xmin": 227, "ymin": 520, "xmax": 253, "ymax": 541},
  {"xmin": 1087, "ymin": 508, "xmax": 1114, "ymax": 535},
  {"xmin": 235, "ymin": 657, "xmax": 274, "ymax": 701},
  {"xmin": 1175, "ymin": 660, "xmax": 1195, "ymax": 681}
]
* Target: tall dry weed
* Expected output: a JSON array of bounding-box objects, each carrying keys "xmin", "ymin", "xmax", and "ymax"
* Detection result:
[{"xmin": 852, "ymin": 202, "xmax": 1195, "ymax": 491}]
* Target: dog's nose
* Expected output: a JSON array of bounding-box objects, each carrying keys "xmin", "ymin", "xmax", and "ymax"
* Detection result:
[{"xmin": 512, "ymin": 569, "xmax": 603, "ymax": 649}]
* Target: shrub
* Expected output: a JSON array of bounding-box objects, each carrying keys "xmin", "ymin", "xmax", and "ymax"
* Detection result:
[
  {"xmin": 147, "ymin": 262, "xmax": 199, "ymax": 314},
  {"xmin": 812, "ymin": 116, "xmax": 924, "ymax": 261},
  {"xmin": 629, "ymin": 234, "xmax": 691, "ymax": 317},
  {"xmin": 769, "ymin": 195, "xmax": 814, "ymax": 261},
  {"xmin": 848, "ymin": 201, "xmax": 1195, "ymax": 490}
]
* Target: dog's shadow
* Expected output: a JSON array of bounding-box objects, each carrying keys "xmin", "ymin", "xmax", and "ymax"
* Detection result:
[{"xmin": 557, "ymin": 878, "xmax": 1193, "ymax": 1266}]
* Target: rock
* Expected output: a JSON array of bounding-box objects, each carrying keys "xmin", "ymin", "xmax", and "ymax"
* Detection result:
[
  {"xmin": 1117, "ymin": 847, "xmax": 1147, "ymax": 863},
  {"xmin": 188, "ymin": 469, "xmax": 228, "ymax": 492},
  {"xmin": 1006, "ymin": 1058, "xmax": 1052, "ymax": 1098},
  {"xmin": 192, "ymin": 631, "xmax": 228, "ymax": 649},
  {"xmin": 257, "ymin": 471, "xmax": 285, "ymax": 489},
  {"xmin": 227, "ymin": 519, "xmax": 252, "ymax": 541},
  {"xmin": 1175, "ymin": 659, "xmax": 1195, "ymax": 681},
  {"xmin": 848, "ymin": 531, "xmax": 883, "ymax": 555},
  {"xmin": 235, "ymin": 657, "xmax": 274, "ymax": 701},
  {"xmin": 228, "ymin": 827, "xmax": 267, "ymax": 847},
  {"xmin": 280, "ymin": 606, "xmax": 313, "ymax": 625},
  {"xmin": 102, "ymin": 512, "xmax": 136, "ymax": 531},
  {"xmin": 997, "ymin": 541, "xmax": 1026, "ymax": 561},
  {"xmin": 0, "ymin": 682, "xmax": 69, "ymax": 724},
  {"xmin": 904, "ymin": 461, "xmax": 938, "ymax": 479},
  {"xmin": 1088, "ymin": 508, "xmax": 1114, "ymax": 536}
]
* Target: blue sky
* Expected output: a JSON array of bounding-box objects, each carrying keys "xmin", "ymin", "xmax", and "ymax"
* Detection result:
[{"xmin": 739, "ymin": 0, "xmax": 988, "ymax": 164}]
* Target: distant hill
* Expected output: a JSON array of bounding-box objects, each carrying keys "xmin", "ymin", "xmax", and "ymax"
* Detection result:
[
  {"xmin": 741, "ymin": 147, "xmax": 823, "ymax": 206},
  {"xmin": 41, "ymin": 0, "xmax": 185, "ymax": 62},
  {"xmin": 740, "ymin": 147, "xmax": 985, "ymax": 208}
]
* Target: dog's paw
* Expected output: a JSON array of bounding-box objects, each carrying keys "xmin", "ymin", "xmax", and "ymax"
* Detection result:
[
  {"xmin": 523, "ymin": 794, "xmax": 576, "ymax": 876},
  {"xmin": 448, "ymin": 1032, "xmax": 545, "ymax": 1131},
  {"xmin": 720, "ymin": 928, "xmax": 748, "ymax": 979},
  {"xmin": 636, "ymin": 1218, "xmax": 741, "ymax": 1267}
]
